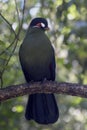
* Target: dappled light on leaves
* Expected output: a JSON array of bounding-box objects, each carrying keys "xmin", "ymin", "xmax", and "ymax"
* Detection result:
[
  {"xmin": 0, "ymin": 0, "xmax": 87, "ymax": 129},
  {"xmin": 12, "ymin": 105, "xmax": 24, "ymax": 113}
]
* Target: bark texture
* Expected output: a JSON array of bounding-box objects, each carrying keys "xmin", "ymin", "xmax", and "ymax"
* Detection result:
[{"xmin": 0, "ymin": 81, "xmax": 87, "ymax": 102}]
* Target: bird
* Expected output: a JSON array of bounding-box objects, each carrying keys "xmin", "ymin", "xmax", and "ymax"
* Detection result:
[{"xmin": 19, "ymin": 17, "xmax": 59, "ymax": 124}]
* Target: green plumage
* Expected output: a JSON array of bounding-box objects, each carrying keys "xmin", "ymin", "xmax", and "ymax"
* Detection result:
[
  {"xmin": 19, "ymin": 25, "xmax": 59, "ymax": 124},
  {"xmin": 19, "ymin": 27, "xmax": 55, "ymax": 81}
]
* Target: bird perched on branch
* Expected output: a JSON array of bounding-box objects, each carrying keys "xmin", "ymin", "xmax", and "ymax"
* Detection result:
[{"xmin": 19, "ymin": 17, "xmax": 59, "ymax": 124}]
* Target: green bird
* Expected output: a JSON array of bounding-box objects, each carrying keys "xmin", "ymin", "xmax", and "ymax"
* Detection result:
[{"xmin": 19, "ymin": 17, "xmax": 59, "ymax": 124}]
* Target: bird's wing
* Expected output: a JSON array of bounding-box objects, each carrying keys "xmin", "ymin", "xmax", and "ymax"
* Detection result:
[{"xmin": 49, "ymin": 51, "xmax": 56, "ymax": 81}]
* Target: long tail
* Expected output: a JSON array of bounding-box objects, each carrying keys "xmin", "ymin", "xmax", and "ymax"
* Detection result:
[{"xmin": 25, "ymin": 93, "xmax": 59, "ymax": 124}]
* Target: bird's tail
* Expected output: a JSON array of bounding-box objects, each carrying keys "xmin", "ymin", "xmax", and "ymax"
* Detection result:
[{"xmin": 25, "ymin": 93, "xmax": 59, "ymax": 124}]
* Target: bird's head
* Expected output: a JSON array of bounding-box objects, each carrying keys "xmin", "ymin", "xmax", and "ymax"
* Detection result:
[{"xmin": 29, "ymin": 17, "xmax": 49, "ymax": 31}]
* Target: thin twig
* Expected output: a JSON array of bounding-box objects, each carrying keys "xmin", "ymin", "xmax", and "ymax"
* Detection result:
[
  {"xmin": 14, "ymin": 0, "xmax": 20, "ymax": 26},
  {"xmin": 1, "ymin": 0, "xmax": 26, "ymax": 68},
  {"xmin": 0, "ymin": 13, "xmax": 17, "ymax": 38},
  {"xmin": 0, "ymin": 0, "xmax": 26, "ymax": 88},
  {"xmin": 0, "ymin": 38, "xmax": 16, "ymax": 55},
  {"xmin": 18, "ymin": 0, "xmax": 25, "ymax": 33},
  {"xmin": 0, "ymin": 40, "xmax": 18, "ymax": 77}
]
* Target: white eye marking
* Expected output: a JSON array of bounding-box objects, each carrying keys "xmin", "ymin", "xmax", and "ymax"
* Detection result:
[{"xmin": 41, "ymin": 23, "xmax": 45, "ymax": 28}]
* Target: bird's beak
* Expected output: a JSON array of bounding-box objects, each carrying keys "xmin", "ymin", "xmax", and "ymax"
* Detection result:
[{"xmin": 45, "ymin": 27, "xmax": 50, "ymax": 31}]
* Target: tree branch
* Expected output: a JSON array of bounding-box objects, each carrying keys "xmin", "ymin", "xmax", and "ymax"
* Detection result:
[
  {"xmin": 0, "ymin": 13, "xmax": 17, "ymax": 38},
  {"xmin": 0, "ymin": 0, "xmax": 26, "ymax": 88},
  {"xmin": 0, "ymin": 81, "xmax": 87, "ymax": 102}
]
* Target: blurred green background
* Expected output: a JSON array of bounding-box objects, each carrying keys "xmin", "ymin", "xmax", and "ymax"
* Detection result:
[{"xmin": 0, "ymin": 0, "xmax": 87, "ymax": 130}]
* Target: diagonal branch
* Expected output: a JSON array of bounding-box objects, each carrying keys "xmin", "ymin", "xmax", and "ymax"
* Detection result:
[
  {"xmin": 14, "ymin": 0, "xmax": 21, "ymax": 26},
  {"xmin": 0, "ymin": 0, "xmax": 26, "ymax": 87},
  {"xmin": 0, "ymin": 81, "xmax": 87, "ymax": 102},
  {"xmin": 0, "ymin": 13, "xmax": 17, "ymax": 38}
]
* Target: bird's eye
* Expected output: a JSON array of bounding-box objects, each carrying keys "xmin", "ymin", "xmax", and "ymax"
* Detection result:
[{"xmin": 41, "ymin": 23, "xmax": 45, "ymax": 28}]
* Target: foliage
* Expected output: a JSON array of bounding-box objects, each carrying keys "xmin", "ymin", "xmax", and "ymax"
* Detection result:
[{"xmin": 0, "ymin": 0, "xmax": 87, "ymax": 130}]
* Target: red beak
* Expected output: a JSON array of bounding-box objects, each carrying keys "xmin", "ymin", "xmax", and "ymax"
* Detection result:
[{"xmin": 45, "ymin": 27, "xmax": 50, "ymax": 30}]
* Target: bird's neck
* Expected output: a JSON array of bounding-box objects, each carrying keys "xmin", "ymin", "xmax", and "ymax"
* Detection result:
[
  {"xmin": 32, "ymin": 26, "xmax": 40, "ymax": 29},
  {"xmin": 28, "ymin": 27, "xmax": 45, "ymax": 34}
]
